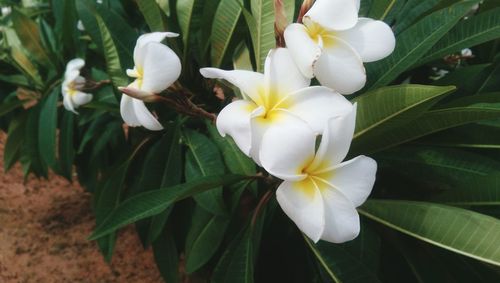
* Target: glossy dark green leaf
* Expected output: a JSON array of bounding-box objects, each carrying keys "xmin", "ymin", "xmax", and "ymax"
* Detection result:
[
  {"xmin": 89, "ymin": 174, "xmax": 250, "ymax": 240},
  {"xmin": 365, "ymin": 1, "xmax": 477, "ymax": 89},
  {"xmin": 304, "ymin": 224, "xmax": 381, "ymax": 283},
  {"xmin": 420, "ymin": 7, "xmax": 500, "ymax": 65},
  {"xmin": 153, "ymin": 228, "xmax": 178, "ymax": 283},
  {"xmin": 184, "ymin": 129, "xmax": 226, "ymax": 215},
  {"xmin": 38, "ymin": 88, "xmax": 59, "ymax": 168},
  {"xmin": 211, "ymin": 0, "xmax": 243, "ymax": 66},
  {"xmin": 211, "ymin": 226, "xmax": 254, "ymax": 283},
  {"xmin": 137, "ymin": 0, "xmax": 165, "ymax": 32},
  {"xmin": 58, "ymin": 111, "xmax": 75, "ymax": 181},
  {"xmin": 4, "ymin": 116, "xmax": 26, "ymax": 172},
  {"xmin": 360, "ymin": 200, "xmax": 500, "ymax": 266},
  {"xmin": 95, "ymin": 14, "xmax": 129, "ymax": 88},
  {"xmin": 185, "ymin": 206, "xmax": 230, "ymax": 273}
]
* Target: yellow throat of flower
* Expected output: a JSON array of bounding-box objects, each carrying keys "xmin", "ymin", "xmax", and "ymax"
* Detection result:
[{"xmin": 306, "ymin": 21, "xmax": 336, "ymax": 48}]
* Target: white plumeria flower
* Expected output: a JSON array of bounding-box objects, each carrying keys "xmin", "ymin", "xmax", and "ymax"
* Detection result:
[
  {"xmin": 120, "ymin": 32, "xmax": 181, "ymax": 131},
  {"xmin": 1, "ymin": 6, "xmax": 11, "ymax": 17},
  {"xmin": 61, "ymin": 58, "xmax": 93, "ymax": 114},
  {"xmin": 284, "ymin": 0, "xmax": 395, "ymax": 94},
  {"xmin": 200, "ymin": 48, "xmax": 352, "ymax": 163},
  {"xmin": 260, "ymin": 105, "xmax": 377, "ymax": 243},
  {"xmin": 77, "ymin": 20, "xmax": 85, "ymax": 31}
]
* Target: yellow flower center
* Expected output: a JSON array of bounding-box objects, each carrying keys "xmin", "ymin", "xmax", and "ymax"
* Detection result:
[{"xmin": 306, "ymin": 22, "xmax": 336, "ymax": 48}]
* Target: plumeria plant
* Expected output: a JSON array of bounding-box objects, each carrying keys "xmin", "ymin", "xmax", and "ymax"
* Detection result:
[{"xmin": 1, "ymin": 0, "xmax": 500, "ymax": 282}]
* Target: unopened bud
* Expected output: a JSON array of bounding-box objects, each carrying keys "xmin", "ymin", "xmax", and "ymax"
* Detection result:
[
  {"xmin": 297, "ymin": 0, "xmax": 314, "ymax": 23},
  {"xmin": 274, "ymin": 0, "xmax": 288, "ymax": 47},
  {"xmin": 118, "ymin": 86, "xmax": 160, "ymax": 103}
]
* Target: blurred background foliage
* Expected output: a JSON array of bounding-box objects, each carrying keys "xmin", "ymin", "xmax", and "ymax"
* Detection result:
[{"xmin": 1, "ymin": 0, "xmax": 500, "ymax": 282}]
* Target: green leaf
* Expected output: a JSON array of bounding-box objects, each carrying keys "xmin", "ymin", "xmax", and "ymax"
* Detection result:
[
  {"xmin": 211, "ymin": 0, "xmax": 243, "ymax": 66},
  {"xmin": 359, "ymin": 200, "xmax": 500, "ymax": 266},
  {"xmin": 419, "ymin": 123, "xmax": 500, "ymax": 149},
  {"xmin": 52, "ymin": 0, "xmax": 78, "ymax": 55},
  {"xmin": 155, "ymin": 0, "xmax": 170, "ymax": 16},
  {"xmin": 367, "ymin": 0, "xmax": 397, "ymax": 20},
  {"xmin": 351, "ymin": 85, "xmax": 456, "ymax": 153},
  {"xmin": 355, "ymin": 103, "xmax": 500, "ymax": 154},
  {"xmin": 137, "ymin": 0, "xmax": 165, "ymax": 32},
  {"xmin": 89, "ymin": 174, "xmax": 250, "ymax": 240},
  {"xmin": 95, "ymin": 13, "xmax": 129, "ymax": 88},
  {"xmin": 420, "ymin": 7, "xmax": 500, "ymax": 65},
  {"xmin": 393, "ymin": 0, "xmax": 441, "ymax": 35},
  {"xmin": 147, "ymin": 121, "xmax": 183, "ymax": 244},
  {"xmin": 211, "ymin": 226, "xmax": 254, "ymax": 283},
  {"xmin": 152, "ymin": 229, "xmax": 178, "ymax": 283},
  {"xmin": 433, "ymin": 173, "xmax": 500, "ymax": 206},
  {"xmin": 0, "ymin": 98, "xmax": 25, "ymax": 117},
  {"xmin": 38, "ymin": 88, "xmax": 59, "ymax": 168},
  {"xmin": 11, "ymin": 8, "xmax": 52, "ymax": 66},
  {"xmin": 365, "ymin": 1, "xmax": 477, "ymax": 90},
  {"xmin": 94, "ymin": 160, "xmax": 131, "ymax": 261},
  {"xmin": 3, "ymin": 28, "xmax": 43, "ymax": 87},
  {"xmin": 248, "ymin": 0, "xmax": 275, "ymax": 72},
  {"xmin": 76, "ymin": 0, "xmax": 136, "ymax": 69},
  {"xmin": 23, "ymin": 105, "xmax": 47, "ymax": 178},
  {"xmin": 4, "ymin": 116, "xmax": 26, "ymax": 172},
  {"xmin": 176, "ymin": 0, "xmax": 203, "ymax": 60},
  {"xmin": 58, "ymin": 111, "xmax": 75, "ymax": 181},
  {"xmin": 304, "ymin": 225, "xmax": 382, "ymax": 283},
  {"xmin": 185, "ymin": 206, "xmax": 230, "ymax": 273},
  {"xmin": 184, "ymin": 129, "xmax": 227, "ymax": 215}
]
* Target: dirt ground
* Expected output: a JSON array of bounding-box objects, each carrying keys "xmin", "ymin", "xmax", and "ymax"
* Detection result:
[{"xmin": 0, "ymin": 133, "xmax": 163, "ymax": 282}]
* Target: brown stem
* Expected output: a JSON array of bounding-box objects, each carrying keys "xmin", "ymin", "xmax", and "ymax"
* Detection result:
[
  {"xmin": 83, "ymin": 79, "xmax": 111, "ymax": 91},
  {"xmin": 156, "ymin": 92, "xmax": 217, "ymax": 123},
  {"xmin": 251, "ymin": 190, "xmax": 274, "ymax": 228}
]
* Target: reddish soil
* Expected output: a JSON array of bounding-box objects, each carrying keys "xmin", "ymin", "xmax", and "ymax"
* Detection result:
[{"xmin": 0, "ymin": 133, "xmax": 163, "ymax": 282}]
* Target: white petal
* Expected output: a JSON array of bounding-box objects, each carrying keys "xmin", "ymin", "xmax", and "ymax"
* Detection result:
[
  {"xmin": 321, "ymin": 156, "xmax": 377, "ymax": 207},
  {"xmin": 65, "ymin": 58, "xmax": 85, "ymax": 73},
  {"xmin": 355, "ymin": 0, "xmax": 360, "ymax": 11},
  {"xmin": 62, "ymin": 91, "xmax": 76, "ymax": 114},
  {"xmin": 336, "ymin": 18, "xmax": 396, "ymax": 62},
  {"xmin": 216, "ymin": 100, "xmax": 257, "ymax": 156},
  {"xmin": 314, "ymin": 37, "xmax": 366, "ymax": 94},
  {"xmin": 308, "ymin": 104, "xmax": 357, "ymax": 171},
  {"xmin": 134, "ymin": 32, "xmax": 179, "ymax": 64},
  {"xmin": 304, "ymin": 0, "xmax": 358, "ymax": 31},
  {"xmin": 256, "ymin": 110, "xmax": 316, "ymax": 181},
  {"xmin": 120, "ymin": 94, "xmax": 141, "ymax": 127},
  {"xmin": 264, "ymin": 48, "xmax": 310, "ymax": 98},
  {"xmin": 141, "ymin": 42, "xmax": 181, "ymax": 93},
  {"xmin": 200, "ymin": 68, "xmax": 265, "ymax": 105},
  {"xmin": 284, "ymin": 24, "xmax": 322, "ymax": 79},
  {"xmin": 71, "ymin": 91, "xmax": 93, "ymax": 106},
  {"xmin": 282, "ymin": 86, "xmax": 353, "ymax": 134},
  {"xmin": 320, "ymin": 185, "xmax": 361, "ymax": 243},
  {"xmin": 276, "ymin": 179, "xmax": 325, "ymax": 242},
  {"xmin": 132, "ymin": 98, "xmax": 164, "ymax": 131},
  {"xmin": 64, "ymin": 70, "xmax": 80, "ymax": 85}
]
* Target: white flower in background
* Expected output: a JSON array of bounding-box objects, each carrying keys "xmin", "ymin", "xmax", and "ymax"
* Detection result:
[
  {"xmin": 200, "ymin": 48, "xmax": 352, "ymax": 164},
  {"xmin": 77, "ymin": 20, "xmax": 85, "ymax": 31},
  {"xmin": 120, "ymin": 32, "xmax": 181, "ymax": 131},
  {"xmin": 61, "ymin": 58, "xmax": 93, "ymax": 114},
  {"xmin": 284, "ymin": 0, "xmax": 395, "ymax": 94},
  {"xmin": 461, "ymin": 48, "xmax": 473, "ymax": 57},
  {"xmin": 1, "ymin": 6, "xmax": 11, "ymax": 16},
  {"xmin": 259, "ymin": 105, "xmax": 377, "ymax": 243}
]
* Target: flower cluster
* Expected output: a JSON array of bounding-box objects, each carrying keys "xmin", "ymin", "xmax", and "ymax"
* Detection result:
[
  {"xmin": 60, "ymin": 0, "xmax": 395, "ymax": 244},
  {"xmin": 201, "ymin": 0, "xmax": 394, "ymax": 243}
]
